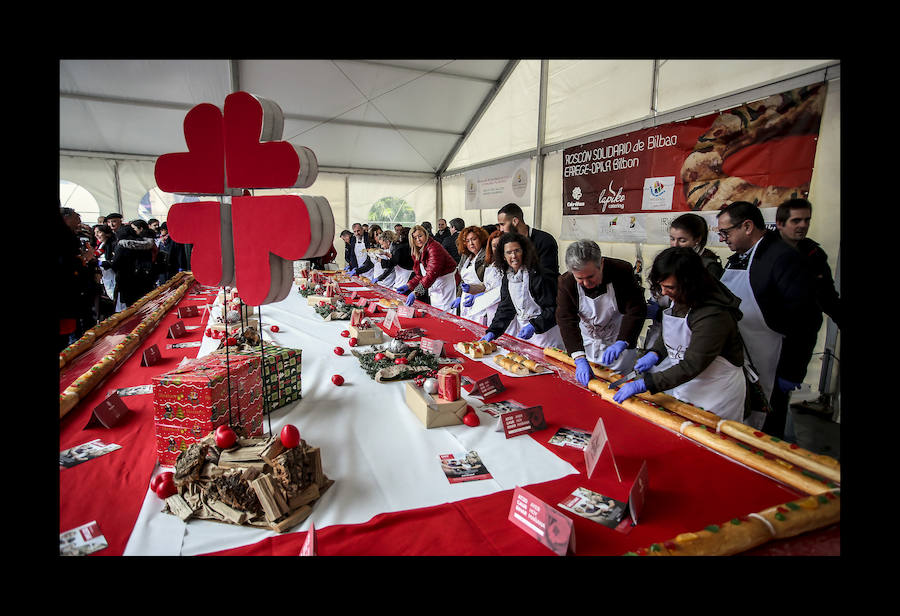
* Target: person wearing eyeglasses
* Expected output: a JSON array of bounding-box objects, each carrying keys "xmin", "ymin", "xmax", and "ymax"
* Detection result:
[
  {"xmin": 612, "ymin": 247, "xmax": 746, "ymax": 423},
  {"xmin": 715, "ymin": 201, "xmax": 821, "ymax": 439}
]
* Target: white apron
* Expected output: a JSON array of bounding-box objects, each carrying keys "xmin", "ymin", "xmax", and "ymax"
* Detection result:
[
  {"xmin": 458, "ymin": 252, "xmax": 484, "ymax": 321},
  {"xmin": 472, "ymin": 264, "xmax": 504, "ymax": 328},
  {"xmin": 392, "ymin": 265, "xmax": 412, "ymax": 291},
  {"xmin": 577, "ymin": 282, "xmax": 636, "ymax": 372},
  {"xmin": 720, "ymin": 239, "xmax": 783, "ymax": 429},
  {"xmin": 353, "ymin": 238, "xmax": 367, "ymax": 270},
  {"xmin": 99, "ymin": 253, "xmax": 117, "ymax": 301},
  {"xmin": 508, "ymin": 269, "xmax": 564, "ymax": 349},
  {"xmin": 661, "ymin": 306, "xmax": 746, "ymax": 422},
  {"xmin": 421, "ymin": 262, "xmax": 457, "ymax": 312}
]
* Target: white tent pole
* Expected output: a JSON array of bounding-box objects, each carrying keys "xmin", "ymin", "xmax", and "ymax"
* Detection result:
[
  {"xmin": 532, "ymin": 60, "xmax": 549, "ymax": 229},
  {"xmin": 113, "ymin": 161, "xmax": 123, "ymax": 216}
]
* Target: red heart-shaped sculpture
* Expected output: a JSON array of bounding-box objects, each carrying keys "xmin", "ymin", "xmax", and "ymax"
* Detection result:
[
  {"xmin": 224, "ymin": 92, "xmax": 300, "ymax": 189},
  {"xmin": 167, "ymin": 201, "xmax": 229, "ymax": 287},
  {"xmin": 154, "ymin": 103, "xmax": 226, "ymax": 194}
]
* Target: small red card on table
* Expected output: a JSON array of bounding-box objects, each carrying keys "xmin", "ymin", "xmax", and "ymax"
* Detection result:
[{"xmin": 508, "ymin": 486, "xmax": 575, "ymax": 556}]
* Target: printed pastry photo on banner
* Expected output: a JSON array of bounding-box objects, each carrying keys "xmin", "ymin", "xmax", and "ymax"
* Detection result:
[
  {"xmin": 562, "ymin": 83, "xmax": 826, "ymax": 217},
  {"xmin": 155, "ymin": 91, "xmax": 335, "ymax": 306}
]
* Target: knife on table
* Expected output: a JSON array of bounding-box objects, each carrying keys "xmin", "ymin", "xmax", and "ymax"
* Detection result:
[{"xmin": 608, "ymin": 370, "xmax": 640, "ymax": 390}]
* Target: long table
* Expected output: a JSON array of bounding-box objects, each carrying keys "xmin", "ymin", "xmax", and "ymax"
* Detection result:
[{"xmin": 59, "ymin": 277, "xmax": 840, "ymax": 556}]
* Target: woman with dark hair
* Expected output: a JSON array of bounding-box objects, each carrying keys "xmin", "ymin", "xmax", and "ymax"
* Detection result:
[
  {"xmin": 645, "ymin": 213, "xmax": 724, "ymax": 347},
  {"xmin": 396, "ymin": 224, "xmax": 459, "ymax": 310},
  {"xmin": 450, "ymin": 225, "xmax": 489, "ymax": 320},
  {"xmin": 480, "ymin": 232, "xmax": 564, "ymax": 349},
  {"xmin": 613, "ymin": 247, "xmax": 746, "ymax": 422}
]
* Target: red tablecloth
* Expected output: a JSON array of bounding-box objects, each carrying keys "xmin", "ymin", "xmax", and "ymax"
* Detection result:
[{"xmin": 59, "ymin": 281, "xmax": 839, "ymax": 556}]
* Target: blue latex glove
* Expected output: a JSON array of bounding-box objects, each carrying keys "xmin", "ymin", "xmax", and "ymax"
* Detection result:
[
  {"xmin": 396, "ymin": 284, "xmax": 410, "ymax": 295},
  {"xmin": 463, "ymin": 292, "xmax": 481, "ymax": 308},
  {"xmin": 635, "ymin": 351, "xmax": 659, "ymax": 373},
  {"xmin": 348, "ymin": 268, "xmax": 357, "ymax": 277},
  {"xmin": 405, "ymin": 292, "xmax": 416, "ymax": 306},
  {"xmin": 518, "ymin": 323, "xmax": 535, "ymax": 340},
  {"xmin": 613, "ymin": 378, "xmax": 647, "ymax": 404},
  {"xmin": 343, "ymin": 264, "xmax": 351, "ymax": 271},
  {"xmin": 450, "ymin": 297, "xmax": 462, "ymax": 309},
  {"xmin": 480, "ymin": 331, "xmax": 496, "ymax": 342},
  {"xmin": 777, "ymin": 377, "xmax": 802, "ymax": 394},
  {"xmin": 601, "ymin": 341, "xmax": 627, "ymax": 365},
  {"xmin": 646, "ymin": 298, "xmax": 661, "ymax": 321},
  {"xmin": 574, "ymin": 356, "xmax": 592, "ymax": 387},
  {"xmin": 460, "ymin": 283, "xmax": 471, "ymax": 293}
]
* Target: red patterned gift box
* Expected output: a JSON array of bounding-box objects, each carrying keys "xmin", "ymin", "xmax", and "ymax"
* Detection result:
[{"xmin": 152, "ymin": 354, "xmax": 264, "ymax": 465}]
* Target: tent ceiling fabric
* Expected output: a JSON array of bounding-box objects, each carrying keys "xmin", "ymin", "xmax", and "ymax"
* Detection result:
[{"xmin": 59, "ymin": 59, "xmax": 513, "ymax": 175}]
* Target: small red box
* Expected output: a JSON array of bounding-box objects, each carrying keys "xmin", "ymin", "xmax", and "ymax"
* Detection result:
[{"xmin": 437, "ymin": 366, "xmax": 461, "ymax": 402}]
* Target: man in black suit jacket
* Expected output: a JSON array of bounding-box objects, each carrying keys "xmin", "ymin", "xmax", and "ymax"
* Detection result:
[
  {"xmin": 441, "ymin": 218, "xmax": 463, "ymax": 263},
  {"xmin": 497, "ymin": 203, "xmax": 559, "ymax": 290}
]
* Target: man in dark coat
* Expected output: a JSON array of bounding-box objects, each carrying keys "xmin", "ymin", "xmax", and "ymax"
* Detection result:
[
  {"xmin": 776, "ymin": 198, "xmax": 840, "ymax": 328},
  {"xmin": 441, "ymin": 218, "xmax": 463, "ymax": 263},
  {"xmin": 497, "ymin": 203, "xmax": 559, "ymax": 291}
]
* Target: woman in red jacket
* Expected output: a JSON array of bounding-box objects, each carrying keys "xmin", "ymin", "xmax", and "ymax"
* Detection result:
[{"xmin": 396, "ymin": 224, "xmax": 459, "ymax": 312}]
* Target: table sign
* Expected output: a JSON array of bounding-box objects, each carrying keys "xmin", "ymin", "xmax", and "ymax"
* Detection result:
[
  {"xmin": 185, "ymin": 325, "xmax": 201, "ymax": 330},
  {"xmin": 300, "ymin": 522, "xmax": 317, "ymax": 556},
  {"xmin": 585, "ymin": 416, "xmax": 621, "ymax": 482},
  {"xmin": 628, "ymin": 460, "xmax": 649, "ymax": 525},
  {"xmin": 177, "ymin": 305, "xmax": 200, "ymax": 318},
  {"xmin": 508, "ymin": 486, "xmax": 575, "ymax": 556},
  {"xmin": 419, "ymin": 337, "xmax": 444, "ymax": 356},
  {"xmin": 141, "ymin": 344, "xmax": 161, "ymax": 367},
  {"xmin": 167, "ymin": 320, "xmax": 187, "ymax": 338},
  {"xmin": 471, "ymin": 373, "xmax": 505, "ymax": 398},
  {"xmin": 167, "ymin": 341, "xmax": 203, "ymax": 349},
  {"xmin": 397, "ymin": 304, "xmax": 415, "ymax": 318},
  {"xmin": 85, "ymin": 393, "xmax": 130, "ymax": 429},
  {"xmin": 501, "ymin": 405, "xmax": 546, "ymax": 439},
  {"xmin": 110, "ymin": 385, "xmax": 153, "ymax": 397},
  {"xmin": 384, "ymin": 308, "xmax": 399, "ymax": 332},
  {"xmin": 364, "ymin": 302, "xmax": 379, "ymax": 316},
  {"xmin": 349, "ymin": 291, "xmax": 359, "ymax": 301}
]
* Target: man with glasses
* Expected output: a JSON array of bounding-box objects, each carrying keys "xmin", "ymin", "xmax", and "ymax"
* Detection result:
[{"xmin": 716, "ymin": 202, "xmax": 821, "ymax": 440}]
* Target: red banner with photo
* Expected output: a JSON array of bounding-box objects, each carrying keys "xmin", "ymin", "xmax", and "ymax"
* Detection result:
[{"xmin": 562, "ymin": 82, "xmax": 827, "ymax": 217}]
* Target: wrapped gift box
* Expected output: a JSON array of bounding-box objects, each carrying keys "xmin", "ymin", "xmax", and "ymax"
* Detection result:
[
  {"xmin": 152, "ymin": 354, "xmax": 264, "ymax": 465},
  {"xmin": 404, "ymin": 382, "xmax": 468, "ymax": 429},
  {"xmin": 437, "ymin": 366, "xmax": 462, "ymax": 402},
  {"xmin": 213, "ymin": 344, "xmax": 302, "ymax": 411},
  {"xmin": 348, "ymin": 325, "xmax": 383, "ymax": 346}
]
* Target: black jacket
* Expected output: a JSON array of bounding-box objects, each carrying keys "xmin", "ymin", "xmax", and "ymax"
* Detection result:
[
  {"xmin": 441, "ymin": 232, "xmax": 460, "ymax": 263},
  {"xmin": 487, "ymin": 266, "xmax": 558, "ymax": 338},
  {"xmin": 528, "ymin": 227, "xmax": 560, "ymax": 291},
  {"xmin": 724, "ymin": 231, "xmax": 822, "ymax": 383},
  {"xmin": 795, "ymin": 237, "xmax": 840, "ymax": 327}
]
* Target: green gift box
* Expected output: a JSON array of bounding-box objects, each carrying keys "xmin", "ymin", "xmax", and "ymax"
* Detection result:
[{"xmin": 213, "ymin": 344, "xmax": 301, "ymax": 411}]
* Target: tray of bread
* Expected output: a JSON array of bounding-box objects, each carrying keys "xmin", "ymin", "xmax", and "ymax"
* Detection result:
[
  {"xmin": 453, "ymin": 340, "xmax": 500, "ymax": 359},
  {"xmin": 491, "ymin": 351, "xmax": 551, "ymax": 377}
]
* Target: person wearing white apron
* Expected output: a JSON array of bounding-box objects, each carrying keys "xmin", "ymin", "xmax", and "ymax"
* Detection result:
[
  {"xmin": 613, "ymin": 247, "xmax": 746, "ymax": 422},
  {"xmin": 556, "ymin": 241, "xmax": 647, "ymax": 387},
  {"xmin": 396, "ymin": 225, "xmax": 459, "ymax": 312},
  {"xmin": 449, "ymin": 226, "xmax": 489, "ymax": 321},
  {"xmin": 386, "ymin": 229, "xmax": 414, "ymax": 292},
  {"xmin": 480, "ymin": 232, "xmax": 564, "ymax": 349},
  {"xmin": 369, "ymin": 232, "xmax": 396, "ymax": 288}
]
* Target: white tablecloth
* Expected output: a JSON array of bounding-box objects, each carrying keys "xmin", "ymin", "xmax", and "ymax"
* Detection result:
[{"xmin": 124, "ymin": 284, "xmax": 577, "ymax": 555}]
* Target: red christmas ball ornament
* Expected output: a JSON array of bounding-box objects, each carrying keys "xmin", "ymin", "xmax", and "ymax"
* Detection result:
[
  {"xmin": 270, "ymin": 325, "xmax": 280, "ymax": 333},
  {"xmin": 340, "ymin": 330, "xmax": 350, "ymax": 338},
  {"xmin": 334, "ymin": 346, "xmax": 345, "ymax": 356},
  {"xmin": 394, "ymin": 357, "xmax": 408, "ymax": 365},
  {"xmin": 348, "ymin": 337, "xmax": 358, "ymax": 347},
  {"xmin": 463, "ymin": 411, "xmax": 480, "ymax": 427},
  {"xmin": 374, "ymin": 352, "xmax": 385, "ymax": 361},
  {"xmin": 331, "ymin": 374, "xmax": 345, "ymax": 386},
  {"xmin": 215, "ymin": 425, "xmax": 237, "ymax": 449},
  {"xmin": 155, "ymin": 475, "xmax": 177, "ymax": 499},
  {"xmin": 150, "ymin": 471, "xmax": 172, "ymax": 492},
  {"xmin": 280, "ymin": 424, "xmax": 301, "ymax": 449}
]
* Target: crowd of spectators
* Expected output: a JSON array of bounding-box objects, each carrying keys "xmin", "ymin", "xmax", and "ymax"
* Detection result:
[{"xmin": 58, "ymin": 207, "xmax": 190, "ymax": 351}]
